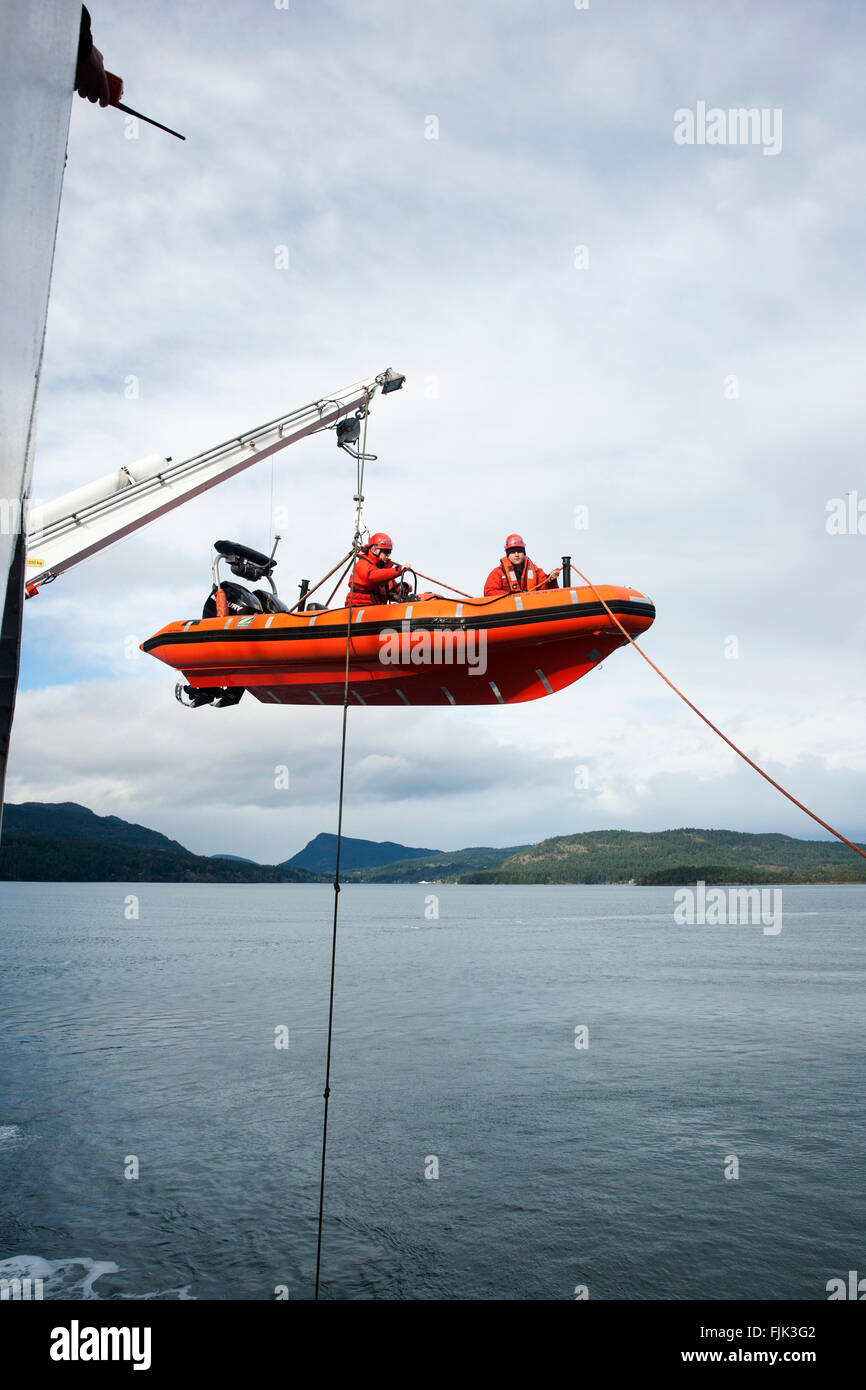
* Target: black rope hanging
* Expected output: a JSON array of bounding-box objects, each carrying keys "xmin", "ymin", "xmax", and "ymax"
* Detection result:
[{"xmin": 313, "ymin": 394, "xmax": 372, "ymax": 1300}]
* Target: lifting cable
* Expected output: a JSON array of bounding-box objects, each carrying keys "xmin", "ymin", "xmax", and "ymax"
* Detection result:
[
  {"xmin": 304, "ymin": 530, "xmax": 861, "ymax": 1289},
  {"xmin": 572, "ymin": 566, "xmax": 866, "ymax": 862},
  {"xmin": 313, "ymin": 393, "xmax": 373, "ymax": 1300}
]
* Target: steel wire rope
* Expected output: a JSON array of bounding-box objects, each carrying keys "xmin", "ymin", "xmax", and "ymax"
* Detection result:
[{"xmin": 313, "ymin": 393, "xmax": 373, "ymax": 1299}]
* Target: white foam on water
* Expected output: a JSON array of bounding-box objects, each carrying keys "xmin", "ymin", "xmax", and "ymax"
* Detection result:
[
  {"xmin": 0, "ymin": 1255, "xmax": 119, "ymax": 1298},
  {"xmin": 120, "ymin": 1285, "xmax": 195, "ymax": 1300},
  {"xmin": 0, "ymin": 1125, "xmax": 23, "ymax": 1146},
  {"xmin": 0, "ymin": 1255, "xmax": 196, "ymax": 1300}
]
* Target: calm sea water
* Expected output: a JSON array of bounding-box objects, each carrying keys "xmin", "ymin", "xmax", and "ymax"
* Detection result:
[{"xmin": 0, "ymin": 882, "xmax": 864, "ymax": 1301}]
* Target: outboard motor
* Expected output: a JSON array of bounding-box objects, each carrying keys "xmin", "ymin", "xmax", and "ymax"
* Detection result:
[
  {"xmin": 253, "ymin": 590, "xmax": 290, "ymax": 614},
  {"xmin": 206, "ymin": 536, "xmax": 283, "ymax": 618},
  {"xmin": 176, "ymin": 683, "xmax": 244, "ymax": 709},
  {"xmin": 202, "ymin": 581, "xmax": 264, "ymax": 619},
  {"xmin": 180, "ymin": 537, "xmax": 287, "ymax": 708}
]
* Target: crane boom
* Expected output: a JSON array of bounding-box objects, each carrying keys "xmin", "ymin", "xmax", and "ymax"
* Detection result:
[{"xmin": 25, "ymin": 368, "xmax": 403, "ymax": 594}]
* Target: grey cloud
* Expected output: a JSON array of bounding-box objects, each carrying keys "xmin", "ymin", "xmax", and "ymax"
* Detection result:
[{"xmin": 10, "ymin": 0, "xmax": 865, "ymax": 856}]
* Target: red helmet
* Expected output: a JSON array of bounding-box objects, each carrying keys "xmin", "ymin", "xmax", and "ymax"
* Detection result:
[
  {"xmin": 369, "ymin": 532, "xmax": 393, "ymax": 551},
  {"xmin": 504, "ymin": 533, "xmax": 525, "ymax": 551}
]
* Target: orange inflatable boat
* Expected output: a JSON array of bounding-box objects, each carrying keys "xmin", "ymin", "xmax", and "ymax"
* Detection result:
[{"xmin": 142, "ymin": 542, "xmax": 655, "ymax": 708}]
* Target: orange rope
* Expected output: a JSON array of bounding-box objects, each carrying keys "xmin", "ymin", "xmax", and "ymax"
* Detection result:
[
  {"xmin": 411, "ymin": 569, "xmax": 476, "ymax": 600},
  {"xmin": 573, "ymin": 567, "xmax": 866, "ymax": 863},
  {"xmin": 411, "ymin": 570, "xmax": 521, "ymax": 607},
  {"xmin": 295, "ymin": 553, "xmax": 864, "ymax": 861},
  {"xmin": 323, "ymin": 557, "xmax": 354, "ymax": 609},
  {"xmin": 285, "ymin": 550, "xmax": 353, "ymax": 614}
]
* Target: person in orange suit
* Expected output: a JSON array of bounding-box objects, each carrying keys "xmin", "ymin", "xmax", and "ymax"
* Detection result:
[
  {"xmin": 344, "ymin": 533, "xmax": 405, "ymax": 606},
  {"xmin": 483, "ymin": 535, "xmax": 562, "ymax": 597},
  {"xmin": 344, "ymin": 532, "xmax": 436, "ymax": 607}
]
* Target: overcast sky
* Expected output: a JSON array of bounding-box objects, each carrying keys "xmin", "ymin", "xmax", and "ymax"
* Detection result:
[{"xmin": 8, "ymin": 0, "xmax": 866, "ymax": 861}]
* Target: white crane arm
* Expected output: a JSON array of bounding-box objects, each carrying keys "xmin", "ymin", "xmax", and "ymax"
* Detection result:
[{"xmin": 25, "ymin": 367, "xmax": 403, "ymax": 594}]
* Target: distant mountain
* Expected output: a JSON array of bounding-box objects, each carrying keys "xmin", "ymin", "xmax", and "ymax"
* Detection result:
[
  {"xmin": 285, "ymin": 832, "xmax": 440, "ymax": 875},
  {"xmin": 0, "ymin": 802, "xmax": 324, "ymax": 883},
  {"xmin": 5, "ymin": 804, "xmax": 863, "ymax": 886},
  {"xmin": 0, "ymin": 834, "xmax": 324, "ymax": 884},
  {"xmin": 346, "ymin": 845, "xmax": 531, "ymax": 883},
  {"xmin": 5, "ymin": 802, "xmax": 191, "ymax": 856},
  {"xmin": 458, "ymin": 829, "xmax": 866, "ymax": 885}
]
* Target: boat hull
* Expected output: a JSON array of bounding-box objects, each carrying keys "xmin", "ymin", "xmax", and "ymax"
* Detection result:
[{"xmin": 141, "ymin": 585, "xmax": 655, "ymax": 706}]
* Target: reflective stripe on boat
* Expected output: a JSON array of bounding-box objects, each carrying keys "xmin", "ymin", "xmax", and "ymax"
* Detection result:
[
  {"xmin": 489, "ymin": 681, "xmax": 504, "ymax": 704},
  {"xmin": 141, "ymin": 598, "xmax": 656, "ymax": 656},
  {"xmin": 455, "ymin": 604, "xmax": 463, "ymax": 617},
  {"xmin": 441, "ymin": 686, "xmax": 456, "ymax": 705},
  {"xmin": 309, "ymin": 690, "xmax": 324, "ymax": 705},
  {"xmin": 353, "ymin": 690, "xmax": 367, "ymax": 705},
  {"xmin": 569, "ymin": 589, "xmax": 578, "ymax": 603},
  {"xmin": 514, "ymin": 595, "xmax": 523, "ymax": 610},
  {"xmin": 265, "ymin": 615, "xmax": 275, "ymax": 628},
  {"xmin": 396, "ymin": 689, "xmax": 410, "ymax": 705},
  {"xmin": 535, "ymin": 668, "xmax": 553, "ymax": 695},
  {"xmin": 404, "ymin": 605, "xmax": 413, "ymax": 619}
]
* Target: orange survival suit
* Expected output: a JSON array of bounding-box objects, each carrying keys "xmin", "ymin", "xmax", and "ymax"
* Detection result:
[
  {"xmin": 483, "ymin": 554, "xmax": 558, "ymax": 597},
  {"xmin": 344, "ymin": 547, "xmax": 405, "ymax": 606}
]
